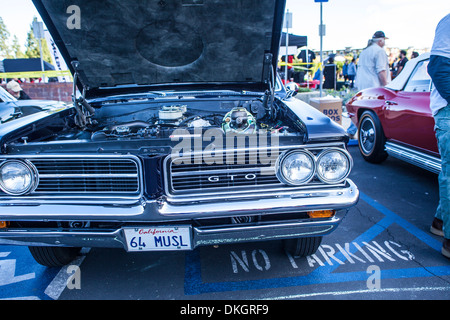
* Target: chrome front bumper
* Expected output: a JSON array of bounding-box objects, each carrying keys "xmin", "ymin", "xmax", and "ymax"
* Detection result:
[
  {"xmin": 0, "ymin": 216, "xmax": 343, "ymax": 249},
  {"xmin": 0, "ymin": 180, "xmax": 359, "ymax": 249}
]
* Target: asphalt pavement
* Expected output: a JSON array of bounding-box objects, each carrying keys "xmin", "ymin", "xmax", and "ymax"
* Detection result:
[{"xmin": 1, "ymin": 144, "xmax": 449, "ymax": 301}]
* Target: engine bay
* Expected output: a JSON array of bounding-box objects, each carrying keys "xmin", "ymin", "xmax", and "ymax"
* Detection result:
[{"xmin": 52, "ymin": 95, "xmax": 304, "ymax": 142}]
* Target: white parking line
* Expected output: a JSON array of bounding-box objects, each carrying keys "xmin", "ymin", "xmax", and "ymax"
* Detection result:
[
  {"xmin": 44, "ymin": 248, "xmax": 90, "ymax": 300},
  {"xmin": 0, "ymin": 296, "xmax": 40, "ymax": 300},
  {"xmin": 265, "ymin": 286, "xmax": 450, "ymax": 300}
]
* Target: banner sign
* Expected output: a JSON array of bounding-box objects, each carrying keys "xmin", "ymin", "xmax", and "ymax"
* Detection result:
[{"xmin": 44, "ymin": 30, "xmax": 71, "ymax": 82}]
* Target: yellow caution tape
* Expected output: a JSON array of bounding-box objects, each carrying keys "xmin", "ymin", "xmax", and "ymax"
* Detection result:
[
  {"xmin": 279, "ymin": 61, "xmax": 319, "ymax": 66},
  {"xmin": 278, "ymin": 61, "xmax": 320, "ymax": 71},
  {"xmin": 0, "ymin": 70, "xmax": 73, "ymax": 79}
]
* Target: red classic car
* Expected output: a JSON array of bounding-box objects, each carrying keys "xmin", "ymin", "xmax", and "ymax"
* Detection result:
[{"xmin": 346, "ymin": 52, "xmax": 440, "ymax": 173}]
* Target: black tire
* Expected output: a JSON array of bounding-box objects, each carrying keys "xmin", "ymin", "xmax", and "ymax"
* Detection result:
[
  {"xmin": 283, "ymin": 236, "xmax": 322, "ymax": 258},
  {"xmin": 358, "ymin": 111, "xmax": 388, "ymax": 163},
  {"xmin": 28, "ymin": 246, "xmax": 81, "ymax": 267}
]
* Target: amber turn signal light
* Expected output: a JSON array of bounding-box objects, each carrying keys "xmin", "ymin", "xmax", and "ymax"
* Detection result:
[
  {"xmin": 307, "ymin": 210, "xmax": 335, "ymax": 218},
  {"xmin": 0, "ymin": 221, "xmax": 9, "ymax": 228}
]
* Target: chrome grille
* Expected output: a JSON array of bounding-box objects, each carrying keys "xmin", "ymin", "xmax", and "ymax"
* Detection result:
[
  {"xmin": 31, "ymin": 158, "xmax": 140, "ymax": 194},
  {"xmin": 171, "ymin": 164, "xmax": 280, "ymax": 191},
  {"xmin": 168, "ymin": 150, "xmax": 282, "ymax": 194},
  {"xmin": 32, "ymin": 159, "xmax": 138, "ymax": 175},
  {"xmin": 35, "ymin": 177, "xmax": 139, "ymax": 193}
]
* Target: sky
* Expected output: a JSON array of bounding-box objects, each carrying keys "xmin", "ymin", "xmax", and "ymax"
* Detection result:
[
  {"xmin": 1, "ymin": 0, "xmax": 449, "ymax": 52},
  {"xmin": 285, "ymin": 0, "xmax": 450, "ymax": 50}
]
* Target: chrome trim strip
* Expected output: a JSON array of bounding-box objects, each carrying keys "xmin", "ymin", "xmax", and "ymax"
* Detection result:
[
  {"xmin": 385, "ymin": 142, "xmax": 441, "ymax": 174},
  {"xmin": 0, "ymin": 154, "xmax": 143, "ymax": 160},
  {"xmin": 38, "ymin": 174, "xmax": 138, "ymax": 178},
  {"xmin": 165, "ymin": 181, "xmax": 347, "ymax": 202},
  {"xmin": 171, "ymin": 167, "xmax": 276, "ymax": 177},
  {"xmin": 193, "ymin": 218, "xmax": 339, "ymax": 246},
  {"xmin": 0, "ymin": 179, "xmax": 358, "ymax": 220},
  {"xmin": 159, "ymin": 180, "xmax": 358, "ymax": 217}
]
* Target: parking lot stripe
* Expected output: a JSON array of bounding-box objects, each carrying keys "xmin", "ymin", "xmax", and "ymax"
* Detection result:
[
  {"xmin": 266, "ymin": 286, "xmax": 450, "ymax": 300},
  {"xmin": 184, "ymin": 191, "xmax": 450, "ymax": 296},
  {"xmin": 0, "ymin": 246, "xmax": 59, "ymax": 300},
  {"xmin": 184, "ymin": 250, "xmax": 450, "ymax": 295},
  {"xmin": 359, "ymin": 192, "xmax": 442, "ymax": 252},
  {"xmin": 44, "ymin": 250, "xmax": 88, "ymax": 300}
]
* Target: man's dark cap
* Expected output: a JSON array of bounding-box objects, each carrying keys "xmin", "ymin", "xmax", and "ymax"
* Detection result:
[{"xmin": 372, "ymin": 31, "xmax": 388, "ymax": 39}]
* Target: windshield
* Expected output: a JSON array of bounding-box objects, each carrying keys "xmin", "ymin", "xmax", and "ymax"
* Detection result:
[{"xmin": 403, "ymin": 60, "xmax": 431, "ymax": 93}]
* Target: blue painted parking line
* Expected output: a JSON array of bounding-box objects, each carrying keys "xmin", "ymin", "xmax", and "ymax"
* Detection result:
[
  {"xmin": 359, "ymin": 193, "xmax": 442, "ymax": 252},
  {"xmin": 183, "ymin": 191, "xmax": 450, "ymax": 295},
  {"xmin": 0, "ymin": 246, "xmax": 59, "ymax": 300}
]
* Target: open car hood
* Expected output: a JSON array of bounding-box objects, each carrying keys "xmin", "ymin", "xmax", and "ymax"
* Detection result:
[{"xmin": 33, "ymin": 0, "xmax": 285, "ymax": 98}]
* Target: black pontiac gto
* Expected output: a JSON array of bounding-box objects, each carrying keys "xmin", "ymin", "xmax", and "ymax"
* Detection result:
[{"xmin": 0, "ymin": 0, "xmax": 359, "ymax": 267}]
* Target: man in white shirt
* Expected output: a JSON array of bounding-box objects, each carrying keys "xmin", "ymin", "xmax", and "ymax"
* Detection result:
[{"xmin": 355, "ymin": 31, "xmax": 391, "ymax": 90}]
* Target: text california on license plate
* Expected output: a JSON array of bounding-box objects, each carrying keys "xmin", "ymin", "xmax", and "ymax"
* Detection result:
[{"xmin": 124, "ymin": 226, "xmax": 192, "ymax": 252}]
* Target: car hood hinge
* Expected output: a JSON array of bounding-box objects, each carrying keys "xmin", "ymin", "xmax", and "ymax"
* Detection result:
[{"xmin": 71, "ymin": 61, "xmax": 95, "ymax": 129}]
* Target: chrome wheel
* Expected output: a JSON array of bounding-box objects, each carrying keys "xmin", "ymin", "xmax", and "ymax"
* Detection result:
[
  {"xmin": 358, "ymin": 111, "xmax": 388, "ymax": 163},
  {"xmin": 359, "ymin": 117, "xmax": 376, "ymax": 155}
]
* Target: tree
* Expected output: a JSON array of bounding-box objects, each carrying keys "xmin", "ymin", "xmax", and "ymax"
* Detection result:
[
  {"xmin": 0, "ymin": 16, "xmax": 13, "ymax": 59},
  {"xmin": 11, "ymin": 35, "xmax": 26, "ymax": 59},
  {"xmin": 24, "ymin": 17, "xmax": 52, "ymax": 63}
]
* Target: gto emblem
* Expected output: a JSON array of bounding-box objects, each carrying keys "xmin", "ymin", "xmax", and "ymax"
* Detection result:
[{"xmin": 208, "ymin": 173, "xmax": 257, "ymax": 182}]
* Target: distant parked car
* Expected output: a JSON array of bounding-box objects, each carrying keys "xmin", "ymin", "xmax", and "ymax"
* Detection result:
[
  {"xmin": 346, "ymin": 52, "xmax": 440, "ymax": 173},
  {"xmin": 0, "ymin": 85, "xmax": 67, "ymax": 124}
]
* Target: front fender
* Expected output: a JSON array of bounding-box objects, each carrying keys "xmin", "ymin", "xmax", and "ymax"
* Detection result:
[{"xmin": 282, "ymin": 97, "xmax": 347, "ymax": 143}]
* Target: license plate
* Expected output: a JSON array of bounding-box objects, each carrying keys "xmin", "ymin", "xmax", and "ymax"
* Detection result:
[{"xmin": 123, "ymin": 226, "xmax": 192, "ymax": 252}]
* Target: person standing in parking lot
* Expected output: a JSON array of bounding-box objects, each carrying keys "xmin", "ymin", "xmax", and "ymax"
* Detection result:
[
  {"xmin": 428, "ymin": 13, "xmax": 450, "ymax": 259},
  {"xmin": 347, "ymin": 58, "xmax": 357, "ymax": 89},
  {"xmin": 396, "ymin": 50, "xmax": 409, "ymax": 77},
  {"xmin": 355, "ymin": 31, "xmax": 391, "ymax": 90}
]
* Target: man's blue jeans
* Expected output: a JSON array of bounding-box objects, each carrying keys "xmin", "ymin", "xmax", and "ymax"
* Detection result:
[{"xmin": 435, "ymin": 104, "xmax": 450, "ymax": 240}]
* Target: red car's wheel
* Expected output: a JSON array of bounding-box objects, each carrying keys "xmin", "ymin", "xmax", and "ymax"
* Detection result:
[{"xmin": 358, "ymin": 111, "xmax": 388, "ymax": 163}]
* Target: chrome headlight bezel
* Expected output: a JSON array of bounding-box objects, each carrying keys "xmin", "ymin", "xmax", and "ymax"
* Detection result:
[
  {"xmin": 276, "ymin": 150, "xmax": 316, "ymax": 185},
  {"xmin": 0, "ymin": 160, "xmax": 39, "ymax": 196},
  {"xmin": 316, "ymin": 148, "xmax": 352, "ymax": 184}
]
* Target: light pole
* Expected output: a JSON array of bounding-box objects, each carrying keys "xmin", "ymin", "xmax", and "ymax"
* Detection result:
[
  {"xmin": 284, "ymin": 9, "xmax": 292, "ymax": 85},
  {"xmin": 32, "ymin": 18, "xmax": 45, "ymax": 82},
  {"xmin": 315, "ymin": 0, "xmax": 328, "ymax": 97}
]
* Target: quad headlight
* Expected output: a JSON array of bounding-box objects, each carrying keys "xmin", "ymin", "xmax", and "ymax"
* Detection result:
[
  {"xmin": 276, "ymin": 150, "xmax": 315, "ymax": 185},
  {"xmin": 277, "ymin": 148, "xmax": 352, "ymax": 186},
  {"xmin": 0, "ymin": 160, "xmax": 38, "ymax": 195},
  {"xmin": 316, "ymin": 149, "xmax": 351, "ymax": 184}
]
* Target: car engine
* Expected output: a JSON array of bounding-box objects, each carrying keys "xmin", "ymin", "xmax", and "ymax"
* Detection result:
[{"xmin": 48, "ymin": 95, "xmax": 301, "ymax": 143}]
